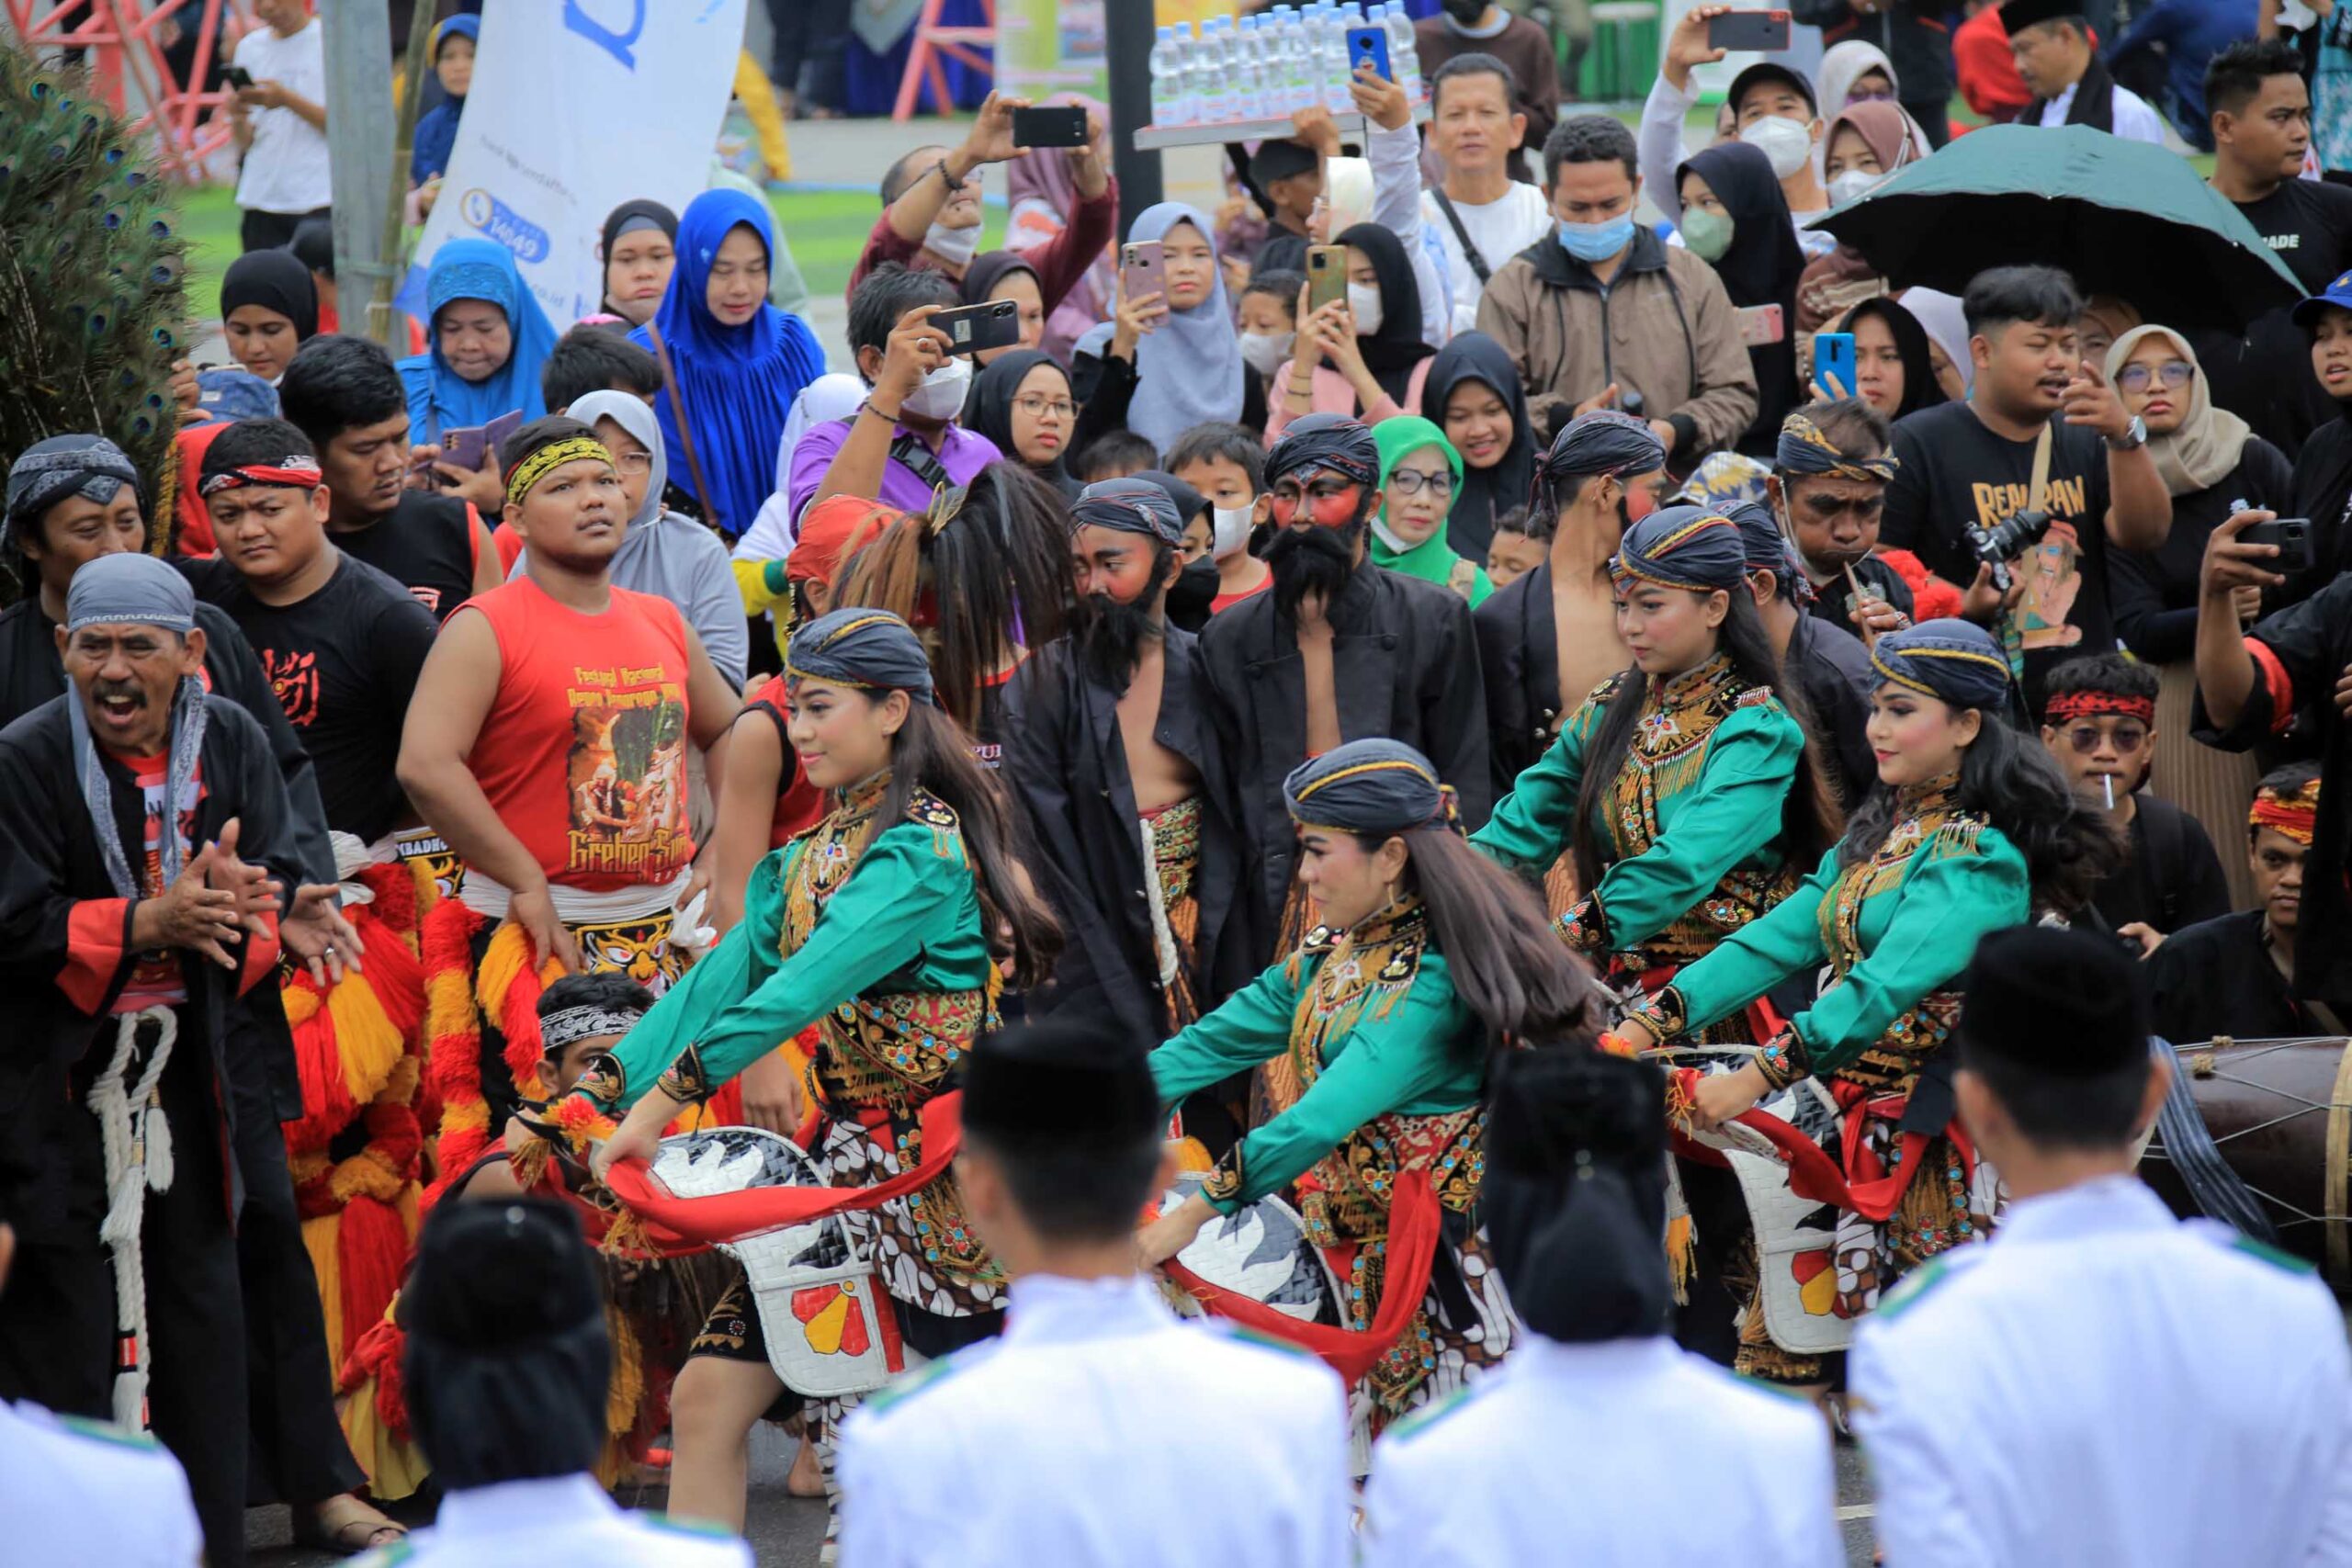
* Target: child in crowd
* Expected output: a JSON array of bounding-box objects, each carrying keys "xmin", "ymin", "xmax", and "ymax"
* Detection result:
[
  {"xmin": 1166, "ymin": 420, "xmax": 1273, "ymax": 614},
  {"xmin": 1237, "ymin": 270, "xmax": 1304, "ymax": 383},
  {"xmin": 1074, "ymin": 430, "xmax": 1159, "ymax": 483},
  {"xmin": 1484, "ymin": 504, "xmax": 1546, "ymax": 590}
]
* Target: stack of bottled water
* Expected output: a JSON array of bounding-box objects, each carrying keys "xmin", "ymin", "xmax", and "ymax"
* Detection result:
[{"xmin": 1149, "ymin": 4, "xmax": 1421, "ymax": 130}]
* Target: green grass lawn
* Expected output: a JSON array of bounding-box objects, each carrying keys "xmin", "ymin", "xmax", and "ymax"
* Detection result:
[{"xmin": 173, "ymin": 182, "xmax": 879, "ymax": 321}]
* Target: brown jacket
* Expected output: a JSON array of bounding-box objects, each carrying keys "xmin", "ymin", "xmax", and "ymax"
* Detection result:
[{"xmin": 1474, "ymin": 227, "xmax": 1758, "ymax": 462}]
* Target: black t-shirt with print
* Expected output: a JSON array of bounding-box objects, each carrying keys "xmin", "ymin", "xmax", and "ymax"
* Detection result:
[
  {"xmin": 1882, "ymin": 400, "xmax": 2116, "ymax": 715},
  {"xmin": 183, "ymin": 552, "xmax": 439, "ymax": 844},
  {"xmin": 332, "ymin": 490, "xmax": 481, "ymax": 624}
]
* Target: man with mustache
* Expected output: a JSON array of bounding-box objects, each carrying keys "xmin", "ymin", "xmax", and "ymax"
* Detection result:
[
  {"xmin": 1473, "ymin": 411, "xmax": 1670, "ymax": 791},
  {"xmin": 0, "ymin": 552, "xmax": 314, "ymax": 1568},
  {"xmin": 1196, "ymin": 414, "xmax": 1491, "ymax": 949},
  {"xmin": 1005, "ymin": 479, "xmax": 1252, "ymax": 1052}
]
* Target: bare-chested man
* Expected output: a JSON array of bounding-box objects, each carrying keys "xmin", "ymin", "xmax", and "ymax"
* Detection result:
[{"xmin": 1005, "ymin": 479, "xmax": 1255, "ymax": 1043}]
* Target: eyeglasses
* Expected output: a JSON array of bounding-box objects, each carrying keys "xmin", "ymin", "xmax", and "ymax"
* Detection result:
[
  {"xmin": 612, "ymin": 451, "xmax": 653, "ymax": 475},
  {"xmin": 1013, "ymin": 394, "xmax": 1076, "ymax": 420},
  {"xmin": 1387, "ymin": 469, "xmax": 1454, "ymax": 498},
  {"xmin": 2063, "ymin": 722, "xmax": 2147, "ymax": 755},
  {"xmin": 2115, "ymin": 361, "xmax": 2195, "ymax": 395}
]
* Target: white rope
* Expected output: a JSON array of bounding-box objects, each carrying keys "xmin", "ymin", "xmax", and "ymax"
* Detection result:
[
  {"xmin": 85, "ymin": 1006, "xmax": 177, "ymax": 1432},
  {"xmin": 1138, "ymin": 816, "xmax": 1179, "ymax": 988}
]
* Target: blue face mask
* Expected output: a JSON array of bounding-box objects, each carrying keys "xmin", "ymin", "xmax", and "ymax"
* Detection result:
[{"xmin": 1557, "ymin": 214, "xmax": 1635, "ymax": 264}]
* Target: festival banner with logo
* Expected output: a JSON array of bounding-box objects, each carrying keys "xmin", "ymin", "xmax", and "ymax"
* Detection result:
[{"xmin": 399, "ymin": 0, "xmax": 750, "ymax": 327}]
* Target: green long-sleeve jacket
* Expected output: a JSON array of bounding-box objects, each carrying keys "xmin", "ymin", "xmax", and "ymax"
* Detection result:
[
  {"xmin": 587, "ymin": 818, "xmax": 991, "ymax": 1112},
  {"xmin": 1655, "ymin": 812, "xmax": 2030, "ymax": 1080},
  {"xmin": 1149, "ymin": 922, "xmax": 1485, "ymax": 1213},
  {"xmin": 1471, "ymin": 657, "xmax": 1804, "ymax": 956}
]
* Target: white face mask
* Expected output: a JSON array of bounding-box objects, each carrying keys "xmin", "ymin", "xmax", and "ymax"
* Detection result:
[
  {"xmin": 1828, "ymin": 168, "xmax": 1887, "ymax": 208},
  {"xmin": 1739, "ymin": 114, "xmax": 1815, "ymax": 181},
  {"xmin": 901, "ymin": 355, "xmax": 973, "ymax": 421},
  {"xmin": 1239, "ymin": 330, "xmax": 1295, "ymax": 378},
  {"xmin": 1211, "ymin": 502, "xmax": 1254, "ymax": 558},
  {"xmin": 1347, "ymin": 282, "xmax": 1385, "ymax": 336}
]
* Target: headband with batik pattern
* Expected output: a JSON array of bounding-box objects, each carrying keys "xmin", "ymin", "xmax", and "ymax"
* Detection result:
[
  {"xmin": 504, "ymin": 435, "xmax": 614, "ymax": 510},
  {"xmin": 199, "ymin": 454, "xmax": 325, "ymax": 497},
  {"xmin": 1609, "ymin": 505, "xmax": 1747, "ymax": 594},
  {"xmin": 785, "ymin": 606, "xmax": 938, "ymax": 705},
  {"xmin": 2044, "ymin": 689, "xmax": 2155, "ymax": 726},
  {"xmin": 1869, "ymin": 618, "xmax": 2012, "ymax": 708},
  {"xmin": 2249, "ymin": 776, "xmax": 2320, "ymax": 846},
  {"xmin": 538, "ymin": 1004, "xmax": 646, "ymax": 1052},
  {"xmin": 1776, "ymin": 411, "xmax": 1899, "ymax": 483},
  {"xmin": 1283, "ymin": 738, "xmax": 1459, "ymax": 836}
]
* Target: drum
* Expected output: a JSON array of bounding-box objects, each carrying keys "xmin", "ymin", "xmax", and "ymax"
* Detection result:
[
  {"xmin": 648, "ymin": 1126, "xmax": 899, "ymax": 1396},
  {"xmin": 2140, "ymin": 1035, "xmax": 2352, "ymax": 1293}
]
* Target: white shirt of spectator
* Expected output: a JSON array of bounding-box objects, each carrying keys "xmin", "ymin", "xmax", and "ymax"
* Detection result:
[
  {"xmin": 0, "ymin": 1397, "xmax": 203, "ymax": 1568},
  {"xmin": 2036, "ymin": 80, "xmax": 2169, "ymax": 147},
  {"xmin": 233, "ymin": 17, "xmax": 333, "ymax": 215},
  {"xmin": 1421, "ymin": 182, "xmax": 1555, "ymax": 338}
]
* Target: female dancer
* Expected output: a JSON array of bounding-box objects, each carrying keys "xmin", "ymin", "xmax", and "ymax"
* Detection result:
[
  {"xmin": 545, "ymin": 608, "xmax": 1059, "ymax": 1534},
  {"xmin": 1471, "ymin": 506, "xmax": 1841, "ymax": 993},
  {"xmin": 1141, "ymin": 739, "xmax": 1591, "ymax": 1437},
  {"xmin": 1610, "ymin": 619, "xmax": 2116, "ymax": 1385}
]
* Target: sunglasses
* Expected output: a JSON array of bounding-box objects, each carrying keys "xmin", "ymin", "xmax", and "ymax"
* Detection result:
[
  {"xmin": 2063, "ymin": 722, "xmax": 2147, "ymax": 755},
  {"xmin": 2115, "ymin": 360, "xmax": 2195, "ymax": 395}
]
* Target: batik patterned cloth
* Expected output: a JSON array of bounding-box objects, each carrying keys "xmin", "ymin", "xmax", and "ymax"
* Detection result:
[{"xmin": 1142, "ymin": 795, "xmax": 1204, "ymax": 1030}]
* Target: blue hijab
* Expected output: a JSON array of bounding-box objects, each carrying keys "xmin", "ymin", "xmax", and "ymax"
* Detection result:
[
  {"xmin": 628, "ymin": 189, "xmax": 824, "ymax": 540},
  {"xmin": 1125, "ymin": 201, "xmax": 1244, "ymax": 455},
  {"xmin": 410, "ymin": 15, "xmax": 478, "ymax": 184},
  {"xmin": 396, "ymin": 237, "xmax": 559, "ymax": 439}
]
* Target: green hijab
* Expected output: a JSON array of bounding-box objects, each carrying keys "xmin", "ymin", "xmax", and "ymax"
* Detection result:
[{"xmin": 1368, "ymin": 416, "xmax": 1490, "ymax": 607}]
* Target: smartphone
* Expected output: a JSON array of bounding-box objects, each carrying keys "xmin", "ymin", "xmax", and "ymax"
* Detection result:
[
  {"xmin": 1815, "ymin": 331, "xmax": 1857, "ymax": 399},
  {"xmin": 1344, "ymin": 26, "xmax": 1393, "ymax": 83},
  {"xmin": 2242, "ymin": 517, "xmax": 2316, "ymax": 574},
  {"xmin": 222, "ymin": 63, "xmax": 254, "ymax": 91},
  {"xmin": 1120, "ymin": 240, "xmax": 1166, "ymax": 307},
  {"xmin": 430, "ymin": 410, "xmax": 525, "ymax": 479},
  {"xmin": 1736, "ymin": 303, "xmax": 1786, "ymax": 348},
  {"xmin": 1306, "ymin": 244, "xmax": 1348, "ymax": 315},
  {"xmin": 1707, "ymin": 9, "xmax": 1792, "ymax": 51},
  {"xmin": 1011, "ymin": 105, "xmax": 1089, "ymax": 149},
  {"xmin": 931, "ymin": 299, "xmax": 1022, "ymax": 357}
]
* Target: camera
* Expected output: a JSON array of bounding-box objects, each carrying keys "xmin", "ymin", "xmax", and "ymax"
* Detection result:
[{"xmin": 1962, "ymin": 507, "xmax": 2054, "ymax": 592}]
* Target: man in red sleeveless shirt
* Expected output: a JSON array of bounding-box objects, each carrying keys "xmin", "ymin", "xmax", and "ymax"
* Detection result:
[{"xmin": 397, "ymin": 417, "xmax": 741, "ymax": 1175}]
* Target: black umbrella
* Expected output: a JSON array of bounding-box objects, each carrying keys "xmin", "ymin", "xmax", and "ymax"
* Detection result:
[{"xmin": 1810, "ymin": 125, "xmax": 2304, "ymax": 333}]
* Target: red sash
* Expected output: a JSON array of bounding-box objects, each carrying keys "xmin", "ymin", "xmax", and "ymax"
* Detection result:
[
  {"xmin": 1667, "ymin": 1067, "xmax": 1976, "ymax": 1224},
  {"xmin": 1163, "ymin": 1167, "xmax": 1442, "ymax": 1387}
]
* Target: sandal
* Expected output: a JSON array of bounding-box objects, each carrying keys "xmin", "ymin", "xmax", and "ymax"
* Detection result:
[{"xmin": 295, "ymin": 1495, "xmax": 407, "ymax": 1558}]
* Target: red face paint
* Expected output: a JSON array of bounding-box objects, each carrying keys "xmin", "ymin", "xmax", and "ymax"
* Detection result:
[{"xmin": 1268, "ymin": 482, "xmax": 1363, "ymax": 529}]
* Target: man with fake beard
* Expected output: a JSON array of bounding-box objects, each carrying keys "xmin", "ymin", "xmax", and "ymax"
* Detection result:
[
  {"xmin": 1006, "ymin": 479, "xmax": 1252, "ymax": 1055},
  {"xmin": 1473, "ymin": 411, "xmax": 1670, "ymax": 791},
  {"xmin": 0, "ymin": 553, "xmax": 314, "ymax": 1568},
  {"xmin": 1196, "ymin": 414, "xmax": 1490, "ymax": 950}
]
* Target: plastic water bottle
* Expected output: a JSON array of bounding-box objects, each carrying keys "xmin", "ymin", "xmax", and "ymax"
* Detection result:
[
  {"xmin": 1276, "ymin": 7, "xmax": 1311, "ymax": 115},
  {"xmin": 1213, "ymin": 17, "xmax": 1242, "ymax": 123},
  {"xmin": 1190, "ymin": 18, "xmax": 1226, "ymax": 125},
  {"xmin": 1233, "ymin": 17, "xmax": 1264, "ymax": 122},
  {"xmin": 1148, "ymin": 26, "xmax": 1186, "ymax": 129},
  {"xmin": 1321, "ymin": 4, "xmax": 1354, "ymax": 114},
  {"xmin": 1384, "ymin": 1, "xmax": 1420, "ymax": 103}
]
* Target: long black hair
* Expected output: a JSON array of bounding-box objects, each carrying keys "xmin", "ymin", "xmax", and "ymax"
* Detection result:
[
  {"xmin": 833, "ymin": 461, "xmax": 1071, "ymax": 737},
  {"xmin": 1569, "ymin": 589, "xmax": 1844, "ymax": 897},
  {"xmin": 1354, "ymin": 826, "xmax": 1596, "ymax": 1046},
  {"xmin": 1837, "ymin": 703, "xmax": 2120, "ymax": 917},
  {"xmin": 865, "ymin": 695, "xmax": 1062, "ymax": 987}
]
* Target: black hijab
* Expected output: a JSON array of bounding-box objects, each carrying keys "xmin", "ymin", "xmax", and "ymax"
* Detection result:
[
  {"xmin": 1679, "ymin": 141, "xmax": 1805, "ymax": 453},
  {"xmin": 1840, "ymin": 296, "xmax": 1948, "ymax": 423},
  {"xmin": 1334, "ymin": 222, "xmax": 1434, "ymax": 410},
  {"xmin": 1420, "ymin": 331, "xmax": 1534, "ymax": 560},
  {"xmin": 220, "ymin": 248, "xmax": 319, "ymax": 341},
  {"xmin": 598, "ymin": 198, "xmax": 677, "ymax": 313},
  {"xmin": 962, "ymin": 250, "xmax": 1042, "ymax": 309},
  {"xmin": 964, "ymin": 348, "xmax": 1079, "ymax": 494}
]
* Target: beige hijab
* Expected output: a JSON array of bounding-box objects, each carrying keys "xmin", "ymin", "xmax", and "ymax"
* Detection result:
[{"xmin": 2104, "ymin": 324, "xmax": 2251, "ymax": 497}]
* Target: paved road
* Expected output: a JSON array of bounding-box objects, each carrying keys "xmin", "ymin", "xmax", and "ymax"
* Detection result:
[{"xmin": 251, "ymin": 1412, "xmax": 1875, "ymax": 1566}]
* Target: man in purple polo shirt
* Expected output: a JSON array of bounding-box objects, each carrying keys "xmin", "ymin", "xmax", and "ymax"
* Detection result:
[{"xmin": 789, "ymin": 264, "xmax": 1001, "ymax": 522}]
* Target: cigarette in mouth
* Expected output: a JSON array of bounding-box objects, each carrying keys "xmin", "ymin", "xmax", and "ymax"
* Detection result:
[{"xmin": 2102, "ymin": 775, "xmax": 2115, "ymax": 810}]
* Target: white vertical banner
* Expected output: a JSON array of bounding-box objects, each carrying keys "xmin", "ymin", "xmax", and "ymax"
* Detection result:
[{"xmin": 399, "ymin": 0, "xmax": 751, "ymax": 326}]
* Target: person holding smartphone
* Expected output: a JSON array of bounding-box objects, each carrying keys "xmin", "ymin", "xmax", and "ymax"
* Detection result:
[
  {"xmin": 1677, "ymin": 141, "xmax": 1806, "ymax": 458},
  {"xmin": 227, "ymin": 0, "xmax": 330, "ymax": 254},
  {"xmin": 1644, "ymin": 11, "xmax": 1835, "ymax": 258}
]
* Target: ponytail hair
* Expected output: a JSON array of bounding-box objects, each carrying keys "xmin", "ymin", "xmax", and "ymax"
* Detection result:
[
  {"xmin": 1362, "ymin": 826, "xmax": 1598, "ymax": 1046},
  {"xmin": 870, "ymin": 696, "xmax": 1062, "ymax": 987}
]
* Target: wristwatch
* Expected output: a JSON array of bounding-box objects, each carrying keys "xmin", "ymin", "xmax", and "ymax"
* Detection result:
[{"xmin": 2105, "ymin": 415, "xmax": 2148, "ymax": 452}]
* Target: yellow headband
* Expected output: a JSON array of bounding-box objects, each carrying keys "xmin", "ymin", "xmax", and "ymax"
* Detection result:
[
  {"xmin": 505, "ymin": 435, "xmax": 614, "ymax": 510},
  {"xmin": 1292, "ymin": 757, "xmax": 1436, "ymax": 801}
]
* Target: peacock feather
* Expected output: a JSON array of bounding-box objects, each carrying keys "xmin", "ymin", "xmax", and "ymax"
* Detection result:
[{"xmin": 0, "ymin": 42, "xmax": 191, "ymax": 586}]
